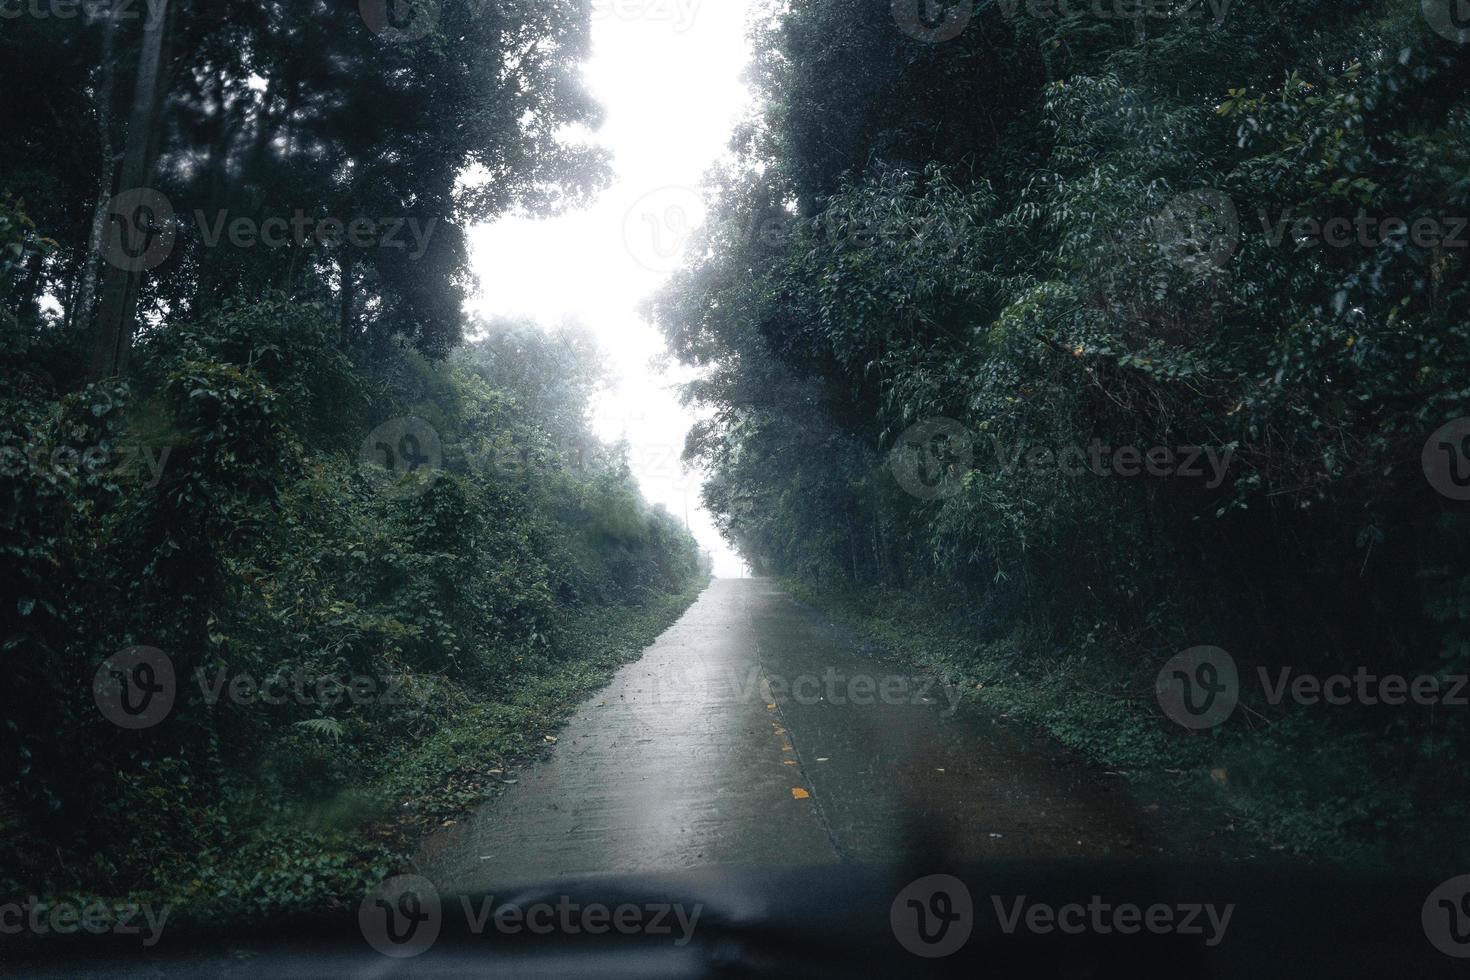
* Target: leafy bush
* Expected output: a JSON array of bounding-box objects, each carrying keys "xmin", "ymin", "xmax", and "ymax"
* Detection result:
[
  {"xmin": 0, "ymin": 261, "xmax": 706, "ymax": 906},
  {"xmin": 656, "ymin": 1, "xmax": 1470, "ymax": 866}
]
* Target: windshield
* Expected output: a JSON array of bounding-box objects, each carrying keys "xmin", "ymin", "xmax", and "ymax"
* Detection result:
[{"xmin": 3, "ymin": 1, "xmax": 1469, "ymax": 976}]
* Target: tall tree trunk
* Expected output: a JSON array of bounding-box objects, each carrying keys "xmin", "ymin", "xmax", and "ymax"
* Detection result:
[
  {"xmin": 847, "ymin": 517, "xmax": 860, "ymax": 583},
  {"xmin": 339, "ymin": 250, "xmax": 356, "ymax": 348},
  {"xmin": 70, "ymin": 9, "xmax": 118, "ymax": 336},
  {"xmin": 871, "ymin": 517, "xmax": 883, "ymax": 583},
  {"xmin": 191, "ymin": 66, "xmax": 237, "ymax": 318},
  {"xmin": 88, "ymin": 0, "xmax": 172, "ymax": 381},
  {"xmin": 9, "ymin": 250, "xmax": 45, "ymax": 321}
]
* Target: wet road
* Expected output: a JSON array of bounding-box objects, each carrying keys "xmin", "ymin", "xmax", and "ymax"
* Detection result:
[{"xmin": 421, "ymin": 578, "xmax": 1157, "ymax": 892}]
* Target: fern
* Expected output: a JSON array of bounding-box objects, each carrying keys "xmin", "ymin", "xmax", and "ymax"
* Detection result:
[{"xmin": 294, "ymin": 718, "xmax": 346, "ymax": 743}]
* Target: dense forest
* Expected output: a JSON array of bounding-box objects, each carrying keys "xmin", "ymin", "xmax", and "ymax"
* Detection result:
[
  {"xmin": 1, "ymin": 2, "xmax": 705, "ymax": 915},
  {"xmin": 653, "ymin": 0, "xmax": 1470, "ymax": 864},
  {"xmin": 7, "ymin": 0, "xmax": 1470, "ymax": 952}
]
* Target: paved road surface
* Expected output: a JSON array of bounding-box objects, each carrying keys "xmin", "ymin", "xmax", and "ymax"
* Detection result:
[{"xmin": 420, "ymin": 578, "xmax": 1158, "ymax": 893}]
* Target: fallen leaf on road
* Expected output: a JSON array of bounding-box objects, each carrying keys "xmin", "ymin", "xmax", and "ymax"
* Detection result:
[
  {"xmin": 1210, "ymin": 767, "xmax": 1229, "ymax": 785},
  {"xmin": 544, "ymin": 735, "xmax": 558, "ymax": 743},
  {"xmin": 791, "ymin": 787, "xmax": 810, "ymax": 800},
  {"xmin": 783, "ymin": 759, "xmax": 797, "ymax": 766},
  {"xmin": 816, "ymin": 757, "xmax": 829, "ymax": 762}
]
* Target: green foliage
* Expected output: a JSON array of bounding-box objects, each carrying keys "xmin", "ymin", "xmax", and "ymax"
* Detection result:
[
  {"xmin": 658, "ymin": 1, "xmax": 1470, "ymax": 865},
  {"xmin": 0, "ymin": 287, "xmax": 706, "ymax": 910},
  {"xmin": 0, "ymin": 0, "xmax": 697, "ymax": 923},
  {"xmin": 0, "ymin": 3, "xmax": 610, "ymax": 358}
]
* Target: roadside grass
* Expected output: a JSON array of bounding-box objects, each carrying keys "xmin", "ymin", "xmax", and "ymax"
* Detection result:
[
  {"xmin": 785, "ymin": 579, "xmax": 1466, "ymax": 873},
  {"xmin": 0, "ymin": 579, "xmax": 709, "ymax": 928}
]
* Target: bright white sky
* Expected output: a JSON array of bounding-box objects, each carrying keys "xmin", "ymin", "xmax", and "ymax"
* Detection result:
[{"xmin": 468, "ymin": 0, "xmax": 752, "ymax": 578}]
